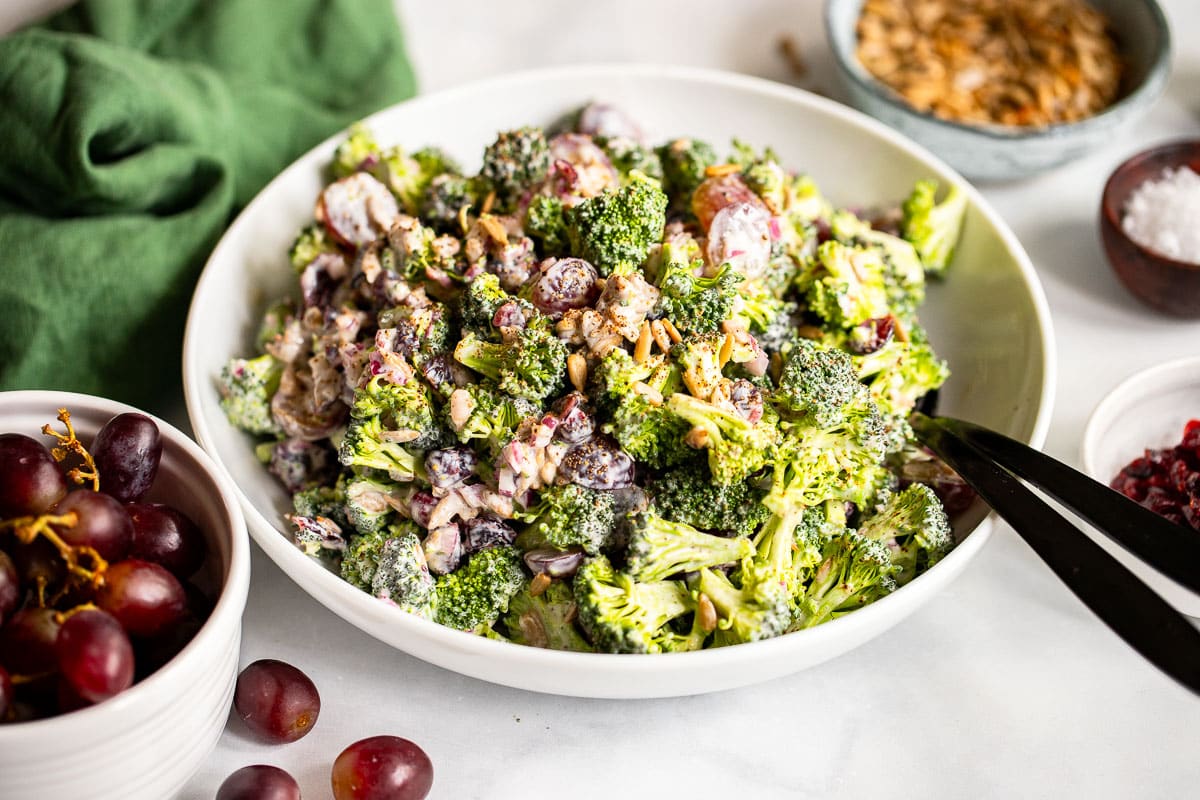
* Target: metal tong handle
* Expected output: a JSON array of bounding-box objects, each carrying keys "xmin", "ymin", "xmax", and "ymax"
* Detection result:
[{"xmin": 910, "ymin": 413, "xmax": 1200, "ymax": 696}]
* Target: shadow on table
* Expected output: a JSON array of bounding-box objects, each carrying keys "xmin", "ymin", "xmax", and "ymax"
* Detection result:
[{"xmin": 1019, "ymin": 216, "xmax": 1148, "ymax": 313}]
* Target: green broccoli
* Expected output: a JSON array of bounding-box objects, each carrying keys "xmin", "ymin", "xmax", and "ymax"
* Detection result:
[
  {"xmin": 697, "ymin": 561, "xmax": 791, "ymax": 645},
  {"xmin": 670, "ymin": 332, "xmax": 725, "ymax": 401},
  {"xmin": 655, "ymin": 257, "xmax": 743, "ymax": 336},
  {"xmin": 444, "ymin": 383, "xmax": 537, "ymax": 456},
  {"xmin": 804, "ymin": 240, "xmax": 892, "ymax": 329},
  {"xmin": 774, "ymin": 339, "xmax": 866, "ymax": 428},
  {"xmin": 341, "ymin": 524, "xmax": 437, "ymax": 617},
  {"xmin": 376, "ymin": 144, "xmax": 457, "ymax": 214},
  {"xmin": 256, "ymin": 299, "xmax": 295, "ymax": 351},
  {"xmin": 412, "ymin": 146, "xmax": 461, "ymax": 180},
  {"xmin": 794, "ymin": 530, "xmax": 899, "ymax": 629},
  {"xmin": 657, "ymin": 137, "xmax": 718, "ymax": 210},
  {"xmin": 338, "ymin": 415, "xmax": 422, "ymax": 482},
  {"xmin": 572, "ymin": 555, "xmax": 694, "ymax": 654},
  {"xmin": 648, "ymin": 463, "xmax": 769, "ymax": 538},
  {"xmin": 901, "ymin": 179, "xmax": 967, "ymax": 277},
  {"xmin": 292, "ymin": 478, "xmax": 348, "ymax": 530},
  {"xmin": 731, "ymin": 280, "xmax": 792, "ymax": 338},
  {"xmin": 378, "ymin": 301, "xmax": 452, "ymax": 366},
  {"xmin": 343, "ymin": 473, "xmax": 405, "ymax": 535},
  {"xmin": 566, "ymin": 174, "xmax": 667, "ymax": 276},
  {"xmin": 218, "ymin": 354, "xmax": 283, "ymax": 436},
  {"xmin": 420, "ymin": 173, "xmax": 476, "ymax": 233},
  {"xmin": 332, "ymin": 124, "xmax": 381, "ymax": 178},
  {"xmin": 458, "ymin": 272, "xmax": 516, "ymax": 336},
  {"xmin": 524, "ymin": 194, "xmax": 570, "ymax": 257},
  {"xmin": 480, "ymin": 126, "xmax": 552, "ymax": 209},
  {"xmin": 857, "ymin": 483, "xmax": 951, "ymax": 585},
  {"xmin": 830, "ymin": 210, "xmax": 926, "ymax": 320},
  {"xmin": 453, "ymin": 327, "xmax": 567, "ymax": 403},
  {"xmin": 666, "ymin": 391, "xmax": 779, "ymax": 486},
  {"xmin": 855, "ymin": 329, "xmax": 949, "ymax": 423},
  {"xmin": 625, "ymin": 512, "xmax": 754, "ymax": 583},
  {"xmin": 743, "ymin": 159, "xmax": 787, "ymax": 213},
  {"xmin": 346, "ymin": 374, "xmax": 443, "ymax": 451},
  {"xmin": 502, "ymin": 581, "xmax": 593, "ymax": 651},
  {"xmin": 600, "ymin": 136, "xmax": 664, "ymax": 183},
  {"xmin": 434, "ymin": 546, "xmax": 526, "ymax": 631},
  {"xmin": 288, "ymin": 224, "xmax": 340, "ymax": 273},
  {"xmin": 594, "ymin": 349, "xmax": 691, "ymax": 470},
  {"xmin": 515, "ymin": 484, "xmax": 615, "ymax": 556}
]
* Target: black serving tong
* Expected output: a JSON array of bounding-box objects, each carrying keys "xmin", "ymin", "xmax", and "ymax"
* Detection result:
[{"xmin": 910, "ymin": 413, "xmax": 1200, "ymax": 697}]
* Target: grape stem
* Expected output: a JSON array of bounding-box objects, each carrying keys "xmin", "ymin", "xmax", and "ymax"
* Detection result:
[
  {"xmin": 41, "ymin": 407, "xmax": 100, "ymax": 491},
  {"xmin": 0, "ymin": 511, "xmax": 108, "ymax": 588}
]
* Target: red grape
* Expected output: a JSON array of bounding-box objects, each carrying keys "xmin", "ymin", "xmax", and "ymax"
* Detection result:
[
  {"xmin": 92, "ymin": 413, "xmax": 162, "ymax": 504},
  {"xmin": 95, "ymin": 559, "xmax": 187, "ymax": 638},
  {"xmin": 127, "ymin": 502, "xmax": 207, "ymax": 579},
  {"xmin": 0, "ymin": 606, "xmax": 62, "ymax": 674},
  {"xmin": 0, "ymin": 433, "xmax": 67, "ymax": 517},
  {"xmin": 10, "ymin": 538, "xmax": 64, "ymax": 598},
  {"xmin": 55, "ymin": 676, "xmax": 94, "ymax": 714},
  {"xmin": 55, "ymin": 608, "xmax": 134, "ymax": 703},
  {"xmin": 216, "ymin": 765, "xmax": 302, "ymax": 800},
  {"xmin": 53, "ymin": 490, "xmax": 133, "ymax": 561},
  {"xmin": 234, "ymin": 659, "xmax": 321, "ymax": 744},
  {"xmin": 331, "ymin": 736, "xmax": 433, "ymax": 800},
  {"xmin": 0, "ymin": 550, "xmax": 19, "ymax": 625},
  {"xmin": 0, "ymin": 665, "xmax": 11, "ymax": 719}
]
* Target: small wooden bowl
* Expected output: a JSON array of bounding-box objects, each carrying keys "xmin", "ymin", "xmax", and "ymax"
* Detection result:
[{"xmin": 1100, "ymin": 140, "xmax": 1200, "ymax": 316}]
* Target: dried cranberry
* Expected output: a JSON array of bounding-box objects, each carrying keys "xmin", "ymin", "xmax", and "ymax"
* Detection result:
[
  {"xmin": 462, "ymin": 517, "xmax": 516, "ymax": 553},
  {"xmin": 552, "ymin": 393, "xmax": 595, "ymax": 444},
  {"xmin": 424, "ymin": 447, "xmax": 477, "ymax": 489},
  {"xmin": 492, "ymin": 301, "xmax": 527, "ymax": 330},
  {"xmin": 848, "ymin": 316, "xmax": 896, "ymax": 355},
  {"xmin": 409, "ymin": 491, "xmax": 437, "ymax": 529},
  {"xmin": 557, "ymin": 435, "xmax": 635, "ymax": 490}
]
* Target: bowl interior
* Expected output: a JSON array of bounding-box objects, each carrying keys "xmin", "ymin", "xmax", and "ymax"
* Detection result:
[
  {"xmin": 184, "ymin": 66, "xmax": 1054, "ymax": 696},
  {"xmin": 825, "ymin": 0, "xmax": 1171, "ymax": 139}
]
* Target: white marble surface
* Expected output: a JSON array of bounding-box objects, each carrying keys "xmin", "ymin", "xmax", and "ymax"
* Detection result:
[{"xmin": 4, "ymin": 1, "xmax": 1200, "ymax": 797}]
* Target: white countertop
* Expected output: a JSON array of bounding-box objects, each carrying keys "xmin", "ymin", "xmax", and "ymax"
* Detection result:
[{"xmin": 6, "ymin": 1, "xmax": 1197, "ymax": 797}]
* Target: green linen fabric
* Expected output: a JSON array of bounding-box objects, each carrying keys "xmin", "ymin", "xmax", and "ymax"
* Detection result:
[{"xmin": 0, "ymin": 0, "xmax": 416, "ymax": 408}]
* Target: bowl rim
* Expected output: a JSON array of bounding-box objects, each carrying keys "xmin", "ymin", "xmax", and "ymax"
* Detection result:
[
  {"xmin": 823, "ymin": 0, "xmax": 1173, "ymax": 142},
  {"xmin": 0, "ymin": 390, "xmax": 249, "ymax": 736},
  {"xmin": 183, "ymin": 63, "xmax": 1057, "ymax": 678},
  {"xmin": 1100, "ymin": 138, "xmax": 1200, "ymax": 272}
]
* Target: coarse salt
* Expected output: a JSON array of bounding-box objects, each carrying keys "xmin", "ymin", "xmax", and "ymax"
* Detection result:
[{"xmin": 1121, "ymin": 166, "xmax": 1200, "ymax": 264}]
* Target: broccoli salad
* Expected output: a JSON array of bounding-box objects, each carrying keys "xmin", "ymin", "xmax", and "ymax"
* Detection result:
[{"xmin": 218, "ymin": 103, "xmax": 970, "ymax": 652}]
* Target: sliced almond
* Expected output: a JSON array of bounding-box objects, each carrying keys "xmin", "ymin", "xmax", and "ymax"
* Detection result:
[
  {"xmin": 718, "ymin": 332, "xmax": 734, "ymax": 369},
  {"xmin": 479, "ymin": 214, "xmax": 508, "ymax": 246},
  {"xmin": 634, "ymin": 320, "xmax": 653, "ymax": 364},
  {"xmin": 650, "ymin": 320, "xmax": 672, "ymax": 353},
  {"xmin": 697, "ymin": 593, "xmax": 718, "ymax": 633},
  {"xmin": 660, "ymin": 317, "xmax": 683, "ymax": 344},
  {"xmin": 684, "ymin": 426, "xmax": 711, "ymax": 449},
  {"xmin": 632, "ymin": 381, "xmax": 664, "ymax": 406},
  {"xmin": 704, "ymin": 163, "xmax": 742, "ymax": 178},
  {"xmin": 530, "ymin": 572, "xmax": 552, "ymax": 598}
]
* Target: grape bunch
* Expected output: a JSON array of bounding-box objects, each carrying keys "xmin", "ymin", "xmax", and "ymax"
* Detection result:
[{"xmin": 0, "ymin": 409, "xmax": 209, "ymax": 723}]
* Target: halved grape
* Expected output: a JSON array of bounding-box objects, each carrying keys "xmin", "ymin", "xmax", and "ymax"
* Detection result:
[
  {"xmin": 0, "ymin": 606, "xmax": 61, "ymax": 674},
  {"xmin": 92, "ymin": 413, "xmax": 162, "ymax": 504},
  {"xmin": 55, "ymin": 608, "xmax": 134, "ymax": 703},
  {"xmin": 127, "ymin": 503, "xmax": 207, "ymax": 579},
  {"xmin": 217, "ymin": 765, "xmax": 302, "ymax": 800},
  {"xmin": 0, "ymin": 433, "xmax": 67, "ymax": 517},
  {"xmin": 234, "ymin": 659, "xmax": 321, "ymax": 744},
  {"xmin": 95, "ymin": 559, "xmax": 187, "ymax": 638},
  {"xmin": 53, "ymin": 490, "xmax": 133, "ymax": 562},
  {"xmin": 332, "ymin": 735, "xmax": 433, "ymax": 800}
]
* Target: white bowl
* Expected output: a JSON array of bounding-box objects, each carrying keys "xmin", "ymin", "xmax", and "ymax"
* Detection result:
[
  {"xmin": 1081, "ymin": 357, "xmax": 1200, "ymax": 617},
  {"xmin": 0, "ymin": 391, "xmax": 250, "ymax": 799},
  {"xmin": 183, "ymin": 65, "xmax": 1055, "ymax": 698}
]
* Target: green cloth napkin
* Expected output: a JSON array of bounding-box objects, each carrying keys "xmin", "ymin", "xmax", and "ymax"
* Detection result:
[{"xmin": 0, "ymin": 0, "xmax": 416, "ymax": 409}]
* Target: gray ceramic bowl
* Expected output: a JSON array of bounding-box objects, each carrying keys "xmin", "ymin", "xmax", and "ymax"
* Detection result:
[{"xmin": 825, "ymin": 0, "xmax": 1172, "ymax": 181}]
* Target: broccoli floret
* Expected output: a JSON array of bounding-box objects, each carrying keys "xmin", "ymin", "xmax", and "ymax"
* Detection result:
[
  {"xmin": 341, "ymin": 524, "xmax": 437, "ymax": 617},
  {"xmin": 458, "ymin": 273, "xmax": 515, "ymax": 336},
  {"xmin": 420, "ymin": 173, "xmax": 476, "ymax": 234},
  {"xmin": 434, "ymin": 546, "xmax": 526, "ymax": 631},
  {"xmin": 648, "ymin": 463, "xmax": 769, "ymax": 538},
  {"xmin": 566, "ymin": 175, "xmax": 667, "ymax": 276},
  {"xmin": 412, "ymin": 147, "xmax": 461, "ymax": 180},
  {"xmin": 731, "ymin": 280, "xmax": 792, "ymax": 338},
  {"xmin": 855, "ymin": 332, "xmax": 948, "ymax": 450},
  {"xmin": 378, "ymin": 302, "xmax": 452, "ymax": 366},
  {"xmin": 594, "ymin": 349, "xmax": 691, "ymax": 469},
  {"xmin": 670, "ymin": 332, "xmax": 725, "ymax": 401},
  {"xmin": 343, "ymin": 473, "xmax": 407, "ymax": 535},
  {"xmin": 338, "ymin": 416, "xmax": 422, "ymax": 482},
  {"xmin": 572, "ymin": 555, "xmax": 693, "ymax": 654},
  {"xmin": 218, "ymin": 354, "xmax": 283, "ymax": 436},
  {"xmin": 601, "ymin": 136, "xmax": 664, "ymax": 183},
  {"xmin": 696, "ymin": 561, "xmax": 790, "ymax": 645},
  {"xmin": 292, "ymin": 478, "xmax": 348, "ymax": 530},
  {"xmin": 454, "ymin": 327, "xmax": 567, "ymax": 403},
  {"xmin": 346, "ymin": 374, "xmax": 443, "ymax": 451},
  {"xmin": 774, "ymin": 338, "xmax": 864, "ymax": 428},
  {"xmin": 524, "ymin": 194, "xmax": 570, "ymax": 257},
  {"xmin": 288, "ymin": 224, "xmax": 339, "ymax": 273},
  {"xmin": 332, "ymin": 124, "xmax": 381, "ymax": 178},
  {"xmin": 625, "ymin": 512, "xmax": 754, "ymax": 583},
  {"xmin": 386, "ymin": 214, "xmax": 455, "ymax": 282},
  {"xmin": 857, "ymin": 483, "xmax": 951, "ymax": 584},
  {"xmin": 744, "ymin": 160, "xmax": 788, "ymax": 214},
  {"xmin": 657, "ymin": 137, "xmax": 718, "ymax": 210},
  {"xmin": 666, "ymin": 391, "xmax": 778, "ymax": 486},
  {"xmin": 516, "ymin": 484, "xmax": 615, "ymax": 556},
  {"xmin": 901, "ymin": 179, "xmax": 967, "ymax": 277},
  {"xmin": 655, "ymin": 258, "xmax": 742, "ymax": 336},
  {"xmin": 444, "ymin": 383, "xmax": 537, "ymax": 456},
  {"xmin": 256, "ymin": 299, "xmax": 295, "ymax": 351},
  {"xmin": 794, "ymin": 530, "xmax": 899, "ymax": 628},
  {"xmin": 502, "ymin": 581, "xmax": 593, "ymax": 651},
  {"xmin": 373, "ymin": 144, "xmax": 445, "ymax": 214},
  {"xmin": 480, "ymin": 126, "xmax": 552, "ymax": 209},
  {"xmin": 830, "ymin": 210, "xmax": 925, "ymax": 320},
  {"xmin": 804, "ymin": 240, "xmax": 891, "ymax": 329}
]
